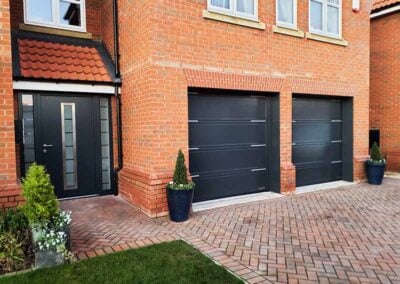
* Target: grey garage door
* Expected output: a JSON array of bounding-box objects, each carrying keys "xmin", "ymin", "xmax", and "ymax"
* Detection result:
[
  {"xmin": 292, "ymin": 97, "xmax": 343, "ymax": 187},
  {"xmin": 189, "ymin": 90, "xmax": 271, "ymax": 202}
]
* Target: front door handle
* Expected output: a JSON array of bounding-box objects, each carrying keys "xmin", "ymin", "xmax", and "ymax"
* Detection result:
[{"xmin": 43, "ymin": 144, "xmax": 54, "ymax": 148}]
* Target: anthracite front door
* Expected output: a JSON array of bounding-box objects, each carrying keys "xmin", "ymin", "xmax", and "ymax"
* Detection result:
[{"xmin": 34, "ymin": 95, "xmax": 111, "ymax": 199}]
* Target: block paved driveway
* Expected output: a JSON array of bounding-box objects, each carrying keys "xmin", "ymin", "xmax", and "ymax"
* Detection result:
[{"xmin": 62, "ymin": 179, "xmax": 400, "ymax": 283}]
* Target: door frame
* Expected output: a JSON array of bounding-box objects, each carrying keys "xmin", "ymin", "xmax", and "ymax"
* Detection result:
[{"xmin": 17, "ymin": 91, "xmax": 116, "ymax": 198}]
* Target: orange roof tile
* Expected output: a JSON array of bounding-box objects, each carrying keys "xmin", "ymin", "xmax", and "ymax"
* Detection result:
[
  {"xmin": 17, "ymin": 38, "xmax": 112, "ymax": 82},
  {"xmin": 372, "ymin": 0, "xmax": 400, "ymax": 11}
]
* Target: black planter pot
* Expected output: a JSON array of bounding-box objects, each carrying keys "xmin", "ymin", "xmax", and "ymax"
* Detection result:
[
  {"xmin": 167, "ymin": 188, "xmax": 194, "ymax": 222},
  {"xmin": 366, "ymin": 162, "xmax": 386, "ymax": 185}
]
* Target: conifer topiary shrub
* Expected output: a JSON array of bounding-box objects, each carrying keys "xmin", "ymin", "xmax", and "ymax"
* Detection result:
[
  {"xmin": 21, "ymin": 163, "xmax": 59, "ymax": 228},
  {"xmin": 167, "ymin": 150, "xmax": 195, "ymax": 190},
  {"xmin": 369, "ymin": 142, "xmax": 385, "ymax": 164}
]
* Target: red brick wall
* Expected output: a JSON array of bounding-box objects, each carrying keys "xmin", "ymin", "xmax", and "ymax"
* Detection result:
[
  {"xmin": 100, "ymin": 0, "xmax": 115, "ymax": 59},
  {"xmin": 118, "ymin": 0, "xmax": 370, "ymax": 217},
  {"xmin": 0, "ymin": 0, "xmax": 22, "ymax": 209},
  {"xmin": 370, "ymin": 12, "xmax": 400, "ymax": 171}
]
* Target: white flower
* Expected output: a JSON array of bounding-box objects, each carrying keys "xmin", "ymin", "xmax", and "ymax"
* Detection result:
[{"xmin": 169, "ymin": 181, "xmax": 173, "ymax": 185}]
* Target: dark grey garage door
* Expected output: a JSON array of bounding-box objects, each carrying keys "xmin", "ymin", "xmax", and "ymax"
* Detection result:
[
  {"xmin": 292, "ymin": 97, "xmax": 343, "ymax": 187},
  {"xmin": 189, "ymin": 90, "xmax": 272, "ymax": 202}
]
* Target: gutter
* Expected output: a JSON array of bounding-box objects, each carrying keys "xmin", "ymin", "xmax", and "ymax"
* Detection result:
[
  {"xmin": 112, "ymin": 0, "xmax": 123, "ymax": 195},
  {"xmin": 371, "ymin": 4, "xmax": 400, "ymax": 19}
]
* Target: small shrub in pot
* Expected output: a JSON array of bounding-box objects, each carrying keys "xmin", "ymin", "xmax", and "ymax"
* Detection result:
[
  {"xmin": 166, "ymin": 150, "xmax": 195, "ymax": 222},
  {"xmin": 366, "ymin": 142, "xmax": 386, "ymax": 185},
  {"xmin": 21, "ymin": 164, "xmax": 73, "ymax": 269}
]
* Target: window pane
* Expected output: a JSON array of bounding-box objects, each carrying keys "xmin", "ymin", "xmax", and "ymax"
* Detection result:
[
  {"xmin": 237, "ymin": 0, "xmax": 255, "ymax": 15},
  {"xmin": 60, "ymin": 1, "xmax": 82, "ymax": 27},
  {"xmin": 327, "ymin": 6, "xmax": 339, "ymax": 35},
  {"xmin": 278, "ymin": 0, "xmax": 294, "ymax": 24},
  {"xmin": 22, "ymin": 94, "xmax": 35, "ymax": 177},
  {"xmin": 328, "ymin": 0, "xmax": 339, "ymax": 5},
  {"xmin": 62, "ymin": 103, "xmax": 77, "ymax": 190},
  {"xmin": 310, "ymin": 0, "xmax": 323, "ymax": 31},
  {"xmin": 100, "ymin": 98, "xmax": 111, "ymax": 191},
  {"xmin": 211, "ymin": 0, "xmax": 230, "ymax": 9},
  {"xmin": 26, "ymin": 0, "xmax": 53, "ymax": 23}
]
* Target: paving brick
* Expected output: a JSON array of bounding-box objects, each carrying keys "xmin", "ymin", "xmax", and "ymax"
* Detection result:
[{"xmin": 62, "ymin": 179, "xmax": 400, "ymax": 282}]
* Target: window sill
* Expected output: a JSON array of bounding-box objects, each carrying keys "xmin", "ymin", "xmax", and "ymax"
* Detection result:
[
  {"xmin": 305, "ymin": 32, "xmax": 348, "ymax": 47},
  {"xmin": 202, "ymin": 10, "xmax": 266, "ymax": 30},
  {"xmin": 19, "ymin": 24, "xmax": 93, "ymax": 40},
  {"xmin": 272, "ymin": 25, "xmax": 304, "ymax": 38}
]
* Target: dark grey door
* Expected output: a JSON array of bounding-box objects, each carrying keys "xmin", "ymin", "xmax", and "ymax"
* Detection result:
[
  {"xmin": 189, "ymin": 91, "xmax": 270, "ymax": 202},
  {"xmin": 35, "ymin": 95, "xmax": 105, "ymax": 199},
  {"xmin": 292, "ymin": 97, "xmax": 343, "ymax": 187}
]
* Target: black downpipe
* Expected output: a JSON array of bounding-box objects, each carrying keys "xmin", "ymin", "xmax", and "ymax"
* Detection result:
[{"xmin": 113, "ymin": 0, "xmax": 122, "ymax": 195}]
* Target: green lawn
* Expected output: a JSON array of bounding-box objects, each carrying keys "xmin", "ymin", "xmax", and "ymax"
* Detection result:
[{"xmin": 0, "ymin": 240, "xmax": 242, "ymax": 284}]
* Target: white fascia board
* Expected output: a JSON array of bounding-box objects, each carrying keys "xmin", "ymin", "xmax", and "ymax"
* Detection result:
[
  {"xmin": 371, "ymin": 5, "xmax": 400, "ymax": 19},
  {"xmin": 13, "ymin": 80, "xmax": 117, "ymax": 94}
]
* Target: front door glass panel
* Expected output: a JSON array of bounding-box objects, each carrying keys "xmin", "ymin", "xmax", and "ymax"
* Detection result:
[{"xmin": 61, "ymin": 103, "xmax": 77, "ymax": 190}]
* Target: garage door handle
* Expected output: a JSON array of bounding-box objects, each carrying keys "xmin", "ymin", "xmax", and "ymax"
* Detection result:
[
  {"xmin": 250, "ymin": 120, "xmax": 266, "ymax": 123},
  {"xmin": 191, "ymin": 175, "xmax": 200, "ymax": 178},
  {"xmin": 251, "ymin": 144, "xmax": 266, "ymax": 147},
  {"xmin": 189, "ymin": 147, "xmax": 199, "ymax": 151},
  {"xmin": 251, "ymin": 168, "xmax": 267, "ymax": 172},
  {"xmin": 331, "ymin": 140, "xmax": 342, "ymax": 143}
]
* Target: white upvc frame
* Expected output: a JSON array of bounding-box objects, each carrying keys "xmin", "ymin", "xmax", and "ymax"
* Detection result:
[
  {"xmin": 207, "ymin": 0, "xmax": 259, "ymax": 21},
  {"xmin": 276, "ymin": 0, "xmax": 298, "ymax": 29},
  {"xmin": 309, "ymin": 0, "xmax": 342, "ymax": 39},
  {"xmin": 23, "ymin": 0, "xmax": 87, "ymax": 33}
]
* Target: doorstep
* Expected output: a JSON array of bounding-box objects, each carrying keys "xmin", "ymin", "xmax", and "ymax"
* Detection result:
[
  {"xmin": 385, "ymin": 172, "xmax": 400, "ymax": 179},
  {"xmin": 192, "ymin": 192, "xmax": 283, "ymax": 212},
  {"xmin": 296, "ymin": 180, "xmax": 356, "ymax": 194}
]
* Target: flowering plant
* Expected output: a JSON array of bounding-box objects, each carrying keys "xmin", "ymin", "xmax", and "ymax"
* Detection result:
[
  {"xmin": 35, "ymin": 210, "xmax": 74, "ymax": 261},
  {"xmin": 37, "ymin": 230, "xmax": 67, "ymax": 254},
  {"xmin": 167, "ymin": 181, "xmax": 195, "ymax": 190},
  {"xmin": 52, "ymin": 211, "xmax": 72, "ymax": 231}
]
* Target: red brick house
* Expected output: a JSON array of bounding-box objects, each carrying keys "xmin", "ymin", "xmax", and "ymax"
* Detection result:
[
  {"xmin": 1, "ymin": 0, "xmax": 371, "ymax": 217},
  {"xmin": 370, "ymin": 0, "xmax": 400, "ymax": 171}
]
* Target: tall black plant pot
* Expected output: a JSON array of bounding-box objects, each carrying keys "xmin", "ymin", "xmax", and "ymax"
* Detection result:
[
  {"xmin": 167, "ymin": 188, "xmax": 194, "ymax": 222},
  {"xmin": 366, "ymin": 162, "xmax": 386, "ymax": 185}
]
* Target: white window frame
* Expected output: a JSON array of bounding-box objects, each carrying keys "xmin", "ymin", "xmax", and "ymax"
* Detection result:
[
  {"xmin": 276, "ymin": 0, "xmax": 298, "ymax": 29},
  {"xmin": 23, "ymin": 0, "xmax": 86, "ymax": 32},
  {"xmin": 309, "ymin": 0, "xmax": 342, "ymax": 38},
  {"xmin": 207, "ymin": 0, "xmax": 259, "ymax": 21}
]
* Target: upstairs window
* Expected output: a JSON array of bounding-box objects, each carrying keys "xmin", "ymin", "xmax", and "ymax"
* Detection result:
[
  {"xmin": 208, "ymin": 0, "xmax": 258, "ymax": 20},
  {"xmin": 277, "ymin": 0, "xmax": 297, "ymax": 29},
  {"xmin": 309, "ymin": 0, "xmax": 341, "ymax": 37},
  {"xmin": 24, "ymin": 0, "xmax": 86, "ymax": 32}
]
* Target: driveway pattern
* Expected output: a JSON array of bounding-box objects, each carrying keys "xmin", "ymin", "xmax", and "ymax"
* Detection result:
[{"xmin": 62, "ymin": 179, "xmax": 400, "ymax": 283}]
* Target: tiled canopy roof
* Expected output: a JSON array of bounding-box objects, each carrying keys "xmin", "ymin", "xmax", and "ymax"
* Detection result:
[
  {"xmin": 372, "ymin": 0, "xmax": 400, "ymax": 11},
  {"xmin": 13, "ymin": 32, "xmax": 114, "ymax": 83}
]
